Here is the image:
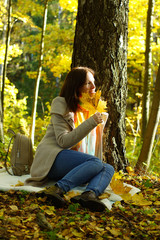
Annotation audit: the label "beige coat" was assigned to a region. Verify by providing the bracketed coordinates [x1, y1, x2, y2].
[25, 96, 98, 186]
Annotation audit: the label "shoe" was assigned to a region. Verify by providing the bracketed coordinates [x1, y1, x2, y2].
[71, 191, 106, 212]
[37, 185, 66, 208]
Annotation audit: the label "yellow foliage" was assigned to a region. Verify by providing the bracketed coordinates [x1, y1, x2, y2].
[0, 44, 22, 64]
[110, 176, 132, 195]
[4, 79, 29, 136]
[50, 54, 71, 78]
[14, 0, 44, 17]
[128, 0, 160, 72]
[59, 0, 78, 13]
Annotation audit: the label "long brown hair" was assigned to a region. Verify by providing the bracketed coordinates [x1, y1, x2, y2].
[60, 67, 95, 112]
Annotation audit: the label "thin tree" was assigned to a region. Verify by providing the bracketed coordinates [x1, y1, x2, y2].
[30, 0, 49, 145]
[141, 0, 155, 138]
[0, 0, 12, 143]
[0, 0, 8, 85]
[136, 63, 160, 171]
[72, 0, 129, 170]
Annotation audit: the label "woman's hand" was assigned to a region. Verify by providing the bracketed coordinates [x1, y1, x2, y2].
[92, 112, 103, 124]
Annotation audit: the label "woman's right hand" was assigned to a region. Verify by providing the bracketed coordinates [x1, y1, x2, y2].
[92, 112, 103, 124]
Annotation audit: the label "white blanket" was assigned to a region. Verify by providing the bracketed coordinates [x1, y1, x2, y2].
[0, 168, 140, 210]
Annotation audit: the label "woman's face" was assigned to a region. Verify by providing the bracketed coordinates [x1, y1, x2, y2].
[79, 71, 96, 97]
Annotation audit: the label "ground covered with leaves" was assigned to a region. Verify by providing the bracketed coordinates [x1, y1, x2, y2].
[0, 173, 160, 240]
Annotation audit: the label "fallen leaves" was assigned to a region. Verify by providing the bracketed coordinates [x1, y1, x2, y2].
[110, 175, 132, 195]
[7, 216, 21, 226]
[0, 173, 159, 239]
[109, 227, 121, 237]
[122, 192, 152, 206]
[36, 212, 53, 231]
[64, 190, 80, 201]
[154, 201, 160, 206]
[9, 205, 19, 212]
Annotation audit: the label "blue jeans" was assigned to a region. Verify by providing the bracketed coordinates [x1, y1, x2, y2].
[48, 149, 114, 196]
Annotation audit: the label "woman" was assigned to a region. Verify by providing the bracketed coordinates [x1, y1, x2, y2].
[25, 67, 114, 212]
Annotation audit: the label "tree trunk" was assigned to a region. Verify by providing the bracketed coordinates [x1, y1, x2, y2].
[30, 0, 48, 145]
[72, 0, 129, 171]
[0, 0, 12, 143]
[136, 63, 160, 171]
[0, 0, 8, 83]
[141, 0, 155, 138]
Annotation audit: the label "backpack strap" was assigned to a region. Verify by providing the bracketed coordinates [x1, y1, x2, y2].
[4, 129, 16, 175]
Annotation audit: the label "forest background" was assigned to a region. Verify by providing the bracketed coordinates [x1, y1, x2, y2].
[0, 0, 160, 176]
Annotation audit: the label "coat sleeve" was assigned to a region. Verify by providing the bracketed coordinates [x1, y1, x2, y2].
[51, 113, 98, 149]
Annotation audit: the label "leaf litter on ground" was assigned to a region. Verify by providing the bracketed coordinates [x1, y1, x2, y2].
[0, 169, 159, 240]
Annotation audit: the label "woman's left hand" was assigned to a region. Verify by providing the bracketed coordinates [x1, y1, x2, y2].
[92, 112, 103, 124]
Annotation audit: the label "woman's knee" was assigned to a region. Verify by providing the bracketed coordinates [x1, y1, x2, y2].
[104, 163, 115, 176]
[87, 156, 103, 170]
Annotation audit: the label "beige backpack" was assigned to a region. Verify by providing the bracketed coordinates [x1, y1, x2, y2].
[5, 129, 33, 176]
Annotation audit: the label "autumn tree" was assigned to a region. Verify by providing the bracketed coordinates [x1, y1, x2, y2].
[136, 63, 160, 171]
[72, 0, 129, 171]
[0, 0, 12, 143]
[30, 0, 49, 145]
[5, 0, 76, 118]
[0, 0, 7, 143]
[141, 0, 155, 138]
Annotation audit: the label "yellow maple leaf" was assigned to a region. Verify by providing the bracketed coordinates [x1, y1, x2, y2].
[110, 179, 132, 195]
[97, 99, 107, 113]
[110, 173, 132, 195]
[92, 89, 101, 107]
[121, 193, 133, 201]
[79, 90, 107, 115]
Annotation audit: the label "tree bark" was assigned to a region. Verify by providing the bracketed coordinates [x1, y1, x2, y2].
[0, 0, 12, 143]
[141, 0, 155, 138]
[136, 63, 160, 171]
[72, 0, 129, 170]
[30, 0, 49, 145]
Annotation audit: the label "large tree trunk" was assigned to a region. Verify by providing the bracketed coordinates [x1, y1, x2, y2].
[136, 63, 160, 171]
[30, 0, 48, 145]
[72, 0, 129, 171]
[0, 0, 12, 143]
[141, 0, 155, 138]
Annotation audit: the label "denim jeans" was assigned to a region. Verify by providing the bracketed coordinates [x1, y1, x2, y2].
[48, 149, 114, 196]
